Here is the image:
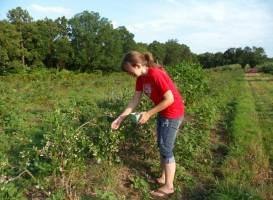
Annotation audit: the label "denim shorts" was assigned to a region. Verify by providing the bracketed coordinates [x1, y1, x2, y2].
[156, 114, 184, 163]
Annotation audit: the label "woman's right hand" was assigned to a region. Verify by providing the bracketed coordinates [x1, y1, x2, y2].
[111, 116, 123, 130]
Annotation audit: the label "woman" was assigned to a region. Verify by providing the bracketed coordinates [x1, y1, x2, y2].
[111, 51, 185, 198]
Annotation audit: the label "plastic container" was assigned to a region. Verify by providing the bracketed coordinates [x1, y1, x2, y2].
[130, 112, 141, 124]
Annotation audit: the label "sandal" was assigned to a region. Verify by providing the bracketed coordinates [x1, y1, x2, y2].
[151, 188, 174, 198]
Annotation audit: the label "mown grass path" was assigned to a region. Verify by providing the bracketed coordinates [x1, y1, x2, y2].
[200, 72, 273, 200]
[246, 73, 273, 197]
[246, 73, 273, 165]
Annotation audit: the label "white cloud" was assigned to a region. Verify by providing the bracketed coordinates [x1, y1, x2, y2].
[125, 0, 273, 55]
[127, 19, 177, 33]
[30, 4, 72, 16]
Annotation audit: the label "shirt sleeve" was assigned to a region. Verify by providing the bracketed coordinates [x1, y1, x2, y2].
[135, 77, 143, 91]
[152, 69, 170, 96]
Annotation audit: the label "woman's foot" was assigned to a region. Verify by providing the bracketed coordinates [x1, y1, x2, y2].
[151, 185, 174, 198]
[155, 177, 165, 185]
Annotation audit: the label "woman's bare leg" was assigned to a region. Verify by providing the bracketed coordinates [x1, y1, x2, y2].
[156, 157, 165, 184]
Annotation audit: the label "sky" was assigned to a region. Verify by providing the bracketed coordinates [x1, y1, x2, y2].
[1, 0, 273, 57]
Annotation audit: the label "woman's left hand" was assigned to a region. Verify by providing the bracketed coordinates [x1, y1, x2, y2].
[139, 111, 151, 124]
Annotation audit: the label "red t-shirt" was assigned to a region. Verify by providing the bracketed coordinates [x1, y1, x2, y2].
[135, 67, 184, 118]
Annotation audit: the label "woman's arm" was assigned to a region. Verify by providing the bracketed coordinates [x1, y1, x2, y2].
[148, 90, 174, 116]
[139, 90, 174, 124]
[111, 91, 142, 130]
[118, 91, 142, 120]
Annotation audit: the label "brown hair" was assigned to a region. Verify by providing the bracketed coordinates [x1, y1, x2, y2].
[121, 51, 162, 71]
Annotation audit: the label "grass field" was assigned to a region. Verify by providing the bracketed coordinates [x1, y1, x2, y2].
[0, 68, 272, 199]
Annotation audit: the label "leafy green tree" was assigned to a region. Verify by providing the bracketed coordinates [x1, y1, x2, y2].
[0, 20, 21, 73]
[53, 17, 73, 70]
[53, 38, 73, 70]
[33, 18, 58, 68]
[115, 26, 136, 53]
[69, 11, 103, 71]
[69, 11, 127, 72]
[0, 49, 9, 74]
[7, 7, 32, 24]
[91, 18, 123, 72]
[252, 47, 267, 67]
[21, 22, 43, 67]
[241, 46, 252, 67]
[164, 39, 192, 66]
[197, 52, 215, 68]
[148, 41, 166, 65]
[214, 52, 224, 67]
[135, 42, 149, 53]
[224, 48, 237, 64]
[7, 7, 32, 66]
[235, 48, 244, 67]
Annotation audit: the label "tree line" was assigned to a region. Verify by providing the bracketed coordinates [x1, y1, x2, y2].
[0, 7, 270, 74]
[197, 47, 268, 68]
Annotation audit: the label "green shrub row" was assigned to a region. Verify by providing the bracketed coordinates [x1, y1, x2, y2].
[256, 62, 273, 74]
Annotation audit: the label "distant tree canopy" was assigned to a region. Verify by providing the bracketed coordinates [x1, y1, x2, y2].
[0, 7, 270, 74]
[197, 47, 268, 68]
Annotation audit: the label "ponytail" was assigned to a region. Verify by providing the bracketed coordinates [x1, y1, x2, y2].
[121, 51, 163, 71]
[144, 52, 155, 67]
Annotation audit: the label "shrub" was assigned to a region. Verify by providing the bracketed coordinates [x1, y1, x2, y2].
[256, 62, 273, 74]
[6, 61, 29, 74]
[166, 61, 209, 105]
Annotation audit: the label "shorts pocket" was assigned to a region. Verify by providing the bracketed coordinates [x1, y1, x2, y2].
[169, 118, 183, 130]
